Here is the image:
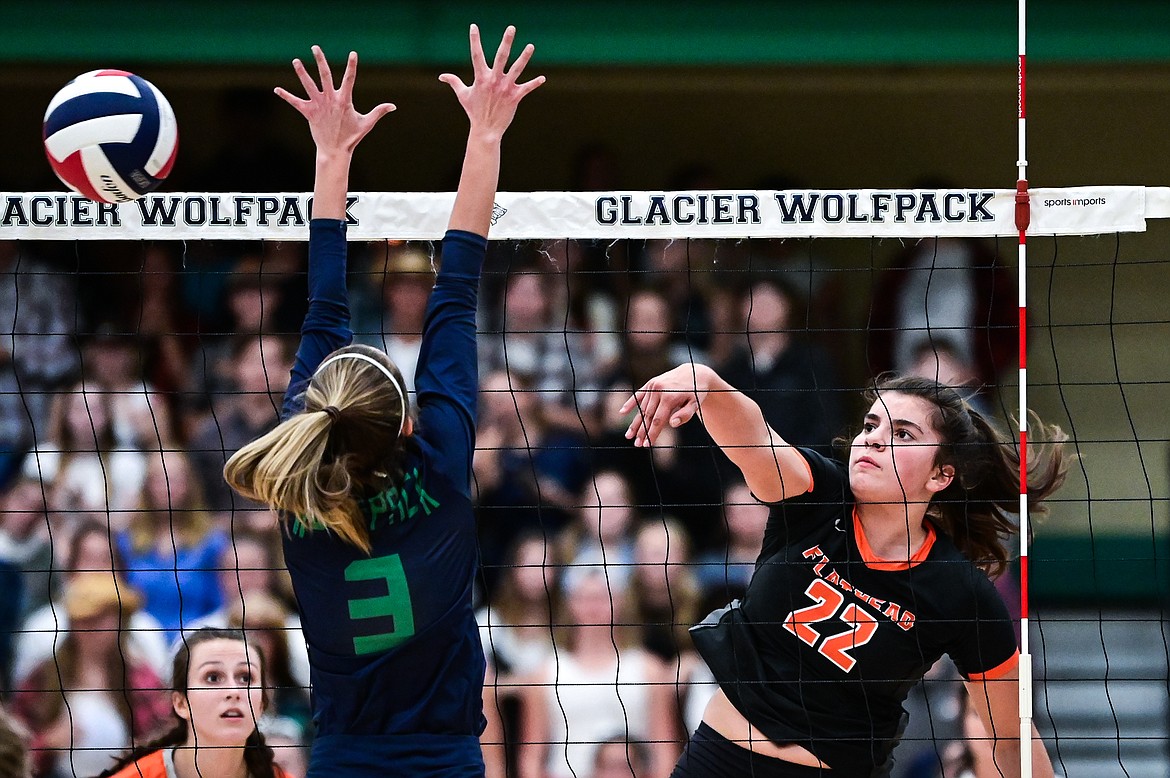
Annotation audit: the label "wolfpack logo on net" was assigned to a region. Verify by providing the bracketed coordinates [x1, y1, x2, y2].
[593, 190, 996, 227]
[773, 191, 995, 224]
[135, 195, 358, 226]
[0, 194, 360, 228]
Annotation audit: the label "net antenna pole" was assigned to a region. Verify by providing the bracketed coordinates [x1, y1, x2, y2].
[1015, 0, 1034, 776]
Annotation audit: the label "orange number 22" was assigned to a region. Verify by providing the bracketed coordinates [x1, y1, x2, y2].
[782, 578, 878, 672]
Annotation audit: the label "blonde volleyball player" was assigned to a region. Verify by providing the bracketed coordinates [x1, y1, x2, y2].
[225, 26, 542, 776]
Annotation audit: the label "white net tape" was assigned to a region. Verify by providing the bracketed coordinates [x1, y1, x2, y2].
[1, 185, 1165, 240]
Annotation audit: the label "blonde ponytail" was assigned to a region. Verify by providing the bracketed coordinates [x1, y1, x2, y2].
[224, 345, 410, 554]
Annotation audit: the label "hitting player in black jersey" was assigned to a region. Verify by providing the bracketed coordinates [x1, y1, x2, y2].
[623, 364, 1067, 778]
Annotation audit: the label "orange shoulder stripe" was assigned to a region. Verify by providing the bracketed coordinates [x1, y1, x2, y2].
[965, 649, 1020, 682]
[796, 449, 814, 494]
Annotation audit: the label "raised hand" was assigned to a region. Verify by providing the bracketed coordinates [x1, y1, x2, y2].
[275, 46, 396, 156]
[439, 24, 544, 140]
[620, 363, 713, 448]
[442, 24, 544, 235]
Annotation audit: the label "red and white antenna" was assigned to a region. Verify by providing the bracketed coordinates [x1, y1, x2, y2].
[1015, 0, 1034, 775]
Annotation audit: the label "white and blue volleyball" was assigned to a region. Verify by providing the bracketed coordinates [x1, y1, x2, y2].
[43, 70, 178, 203]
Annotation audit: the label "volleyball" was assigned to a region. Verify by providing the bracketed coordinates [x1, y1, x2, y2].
[42, 69, 178, 203]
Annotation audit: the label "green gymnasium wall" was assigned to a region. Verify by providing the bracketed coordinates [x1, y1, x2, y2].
[4, 1, 1170, 67]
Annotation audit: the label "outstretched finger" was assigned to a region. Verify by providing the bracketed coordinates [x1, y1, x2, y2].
[438, 73, 468, 94]
[339, 51, 358, 101]
[468, 24, 488, 76]
[506, 42, 535, 81]
[362, 102, 397, 120]
[516, 74, 546, 99]
[361, 102, 397, 126]
[671, 398, 699, 428]
[291, 58, 318, 98]
[313, 45, 335, 91]
[623, 389, 650, 440]
[273, 86, 309, 114]
[622, 377, 657, 424]
[634, 391, 665, 447]
[625, 413, 645, 445]
[493, 25, 516, 72]
[353, 102, 397, 143]
[618, 393, 637, 416]
[645, 399, 680, 446]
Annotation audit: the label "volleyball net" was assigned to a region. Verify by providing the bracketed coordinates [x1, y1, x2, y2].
[0, 186, 1167, 777]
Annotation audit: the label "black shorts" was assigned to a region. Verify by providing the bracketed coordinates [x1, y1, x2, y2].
[670, 723, 832, 778]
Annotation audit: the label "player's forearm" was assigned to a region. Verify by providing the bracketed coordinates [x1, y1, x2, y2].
[990, 738, 1055, 778]
[697, 365, 808, 500]
[516, 680, 549, 778]
[481, 683, 508, 778]
[311, 149, 353, 220]
[647, 671, 682, 777]
[305, 220, 351, 317]
[447, 130, 502, 237]
[1028, 732, 1056, 778]
[697, 366, 771, 452]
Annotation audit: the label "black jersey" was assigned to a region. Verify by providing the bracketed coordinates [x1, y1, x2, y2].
[691, 447, 1018, 776]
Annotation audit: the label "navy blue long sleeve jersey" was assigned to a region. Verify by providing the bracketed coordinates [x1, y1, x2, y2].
[280, 219, 488, 776]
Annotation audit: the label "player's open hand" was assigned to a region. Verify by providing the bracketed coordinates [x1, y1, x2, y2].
[620, 363, 713, 448]
[275, 46, 395, 155]
[440, 24, 544, 140]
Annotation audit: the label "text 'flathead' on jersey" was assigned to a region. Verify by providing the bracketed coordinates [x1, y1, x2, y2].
[802, 545, 917, 631]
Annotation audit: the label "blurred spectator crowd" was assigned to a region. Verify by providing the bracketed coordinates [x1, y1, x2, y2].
[0, 215, 1016, 777]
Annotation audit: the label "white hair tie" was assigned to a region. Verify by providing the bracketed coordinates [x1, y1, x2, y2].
[313, 352, 407, 436]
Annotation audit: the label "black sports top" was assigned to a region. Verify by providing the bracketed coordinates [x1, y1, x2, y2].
[691, 447, 1018, 776]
